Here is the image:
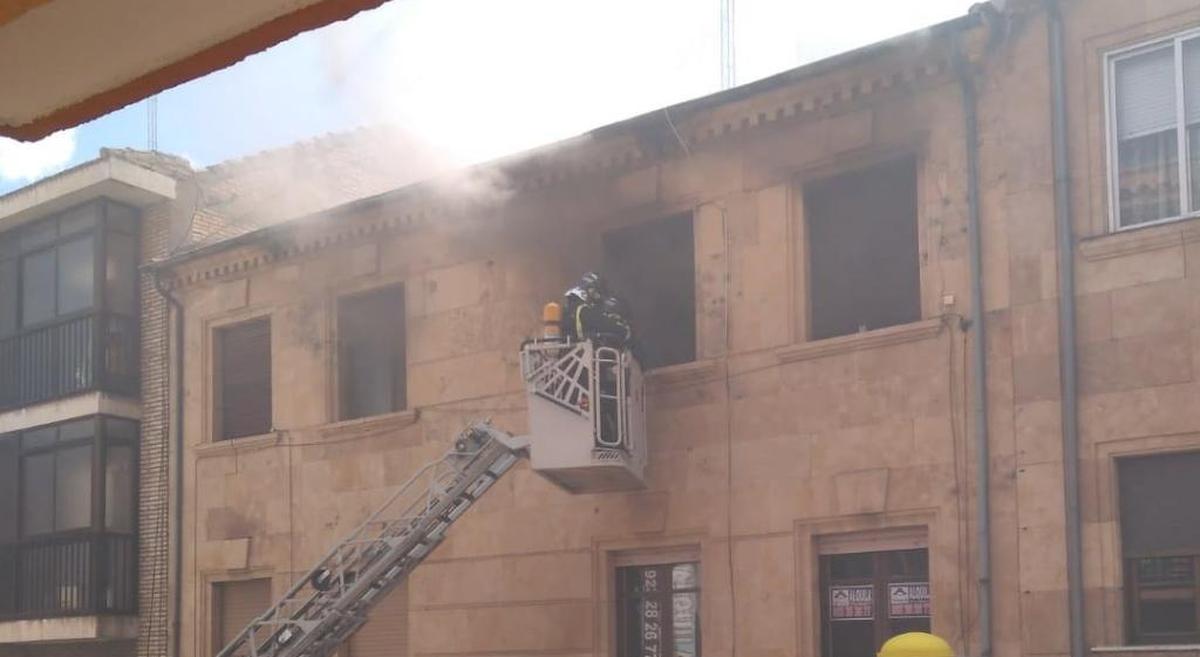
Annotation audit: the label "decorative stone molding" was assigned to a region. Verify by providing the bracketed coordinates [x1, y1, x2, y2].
[163, 46, 958, 294]
[316, 409, 420, 441]
[688, 59, 952, 148]
[170, 216, 409, 290]
[1079, 217, 1200, 261]
[194, 432, 280, 459]
[645, 359, 726, 390]
[775, 317, 945, 363]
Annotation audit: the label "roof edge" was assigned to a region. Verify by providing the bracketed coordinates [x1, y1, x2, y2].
[150, 6, 990, 272]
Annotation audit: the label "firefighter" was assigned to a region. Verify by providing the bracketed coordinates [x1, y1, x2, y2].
[561, 272, 633, 349]
[561, 271, 606, 342]
[595, 295, 634, 349]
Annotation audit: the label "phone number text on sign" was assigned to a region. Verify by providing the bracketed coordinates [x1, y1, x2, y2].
[830, 585, 874, 621]
[641, 569, 662, 657]
[889, 582, 931, 618]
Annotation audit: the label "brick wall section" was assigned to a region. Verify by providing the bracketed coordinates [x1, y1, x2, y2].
[137, 201, 173, 657]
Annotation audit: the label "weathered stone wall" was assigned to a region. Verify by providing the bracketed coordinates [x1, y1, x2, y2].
[166, 2, 1200, 657]
[172, 42, 978, 657]
[1059, 0, 1200, 652]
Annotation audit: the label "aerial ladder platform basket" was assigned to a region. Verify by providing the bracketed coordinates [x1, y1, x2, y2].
[216, 338, 646, 657]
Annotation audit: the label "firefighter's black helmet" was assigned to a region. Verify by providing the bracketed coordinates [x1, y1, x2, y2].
[567, 271, 608, 302]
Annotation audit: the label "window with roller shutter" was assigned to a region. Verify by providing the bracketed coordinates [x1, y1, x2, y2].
[1106, 30, 1200, 229]
[1118, 451, 1200, 644]
[212, 578, 273, 657]
[337, 284, 406, 421]
[214, 318, 272, 441]
[347, 582, 408, 657]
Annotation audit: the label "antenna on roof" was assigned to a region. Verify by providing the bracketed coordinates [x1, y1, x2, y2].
[146, 95, 158, 152]
[720, 0, 736, 89]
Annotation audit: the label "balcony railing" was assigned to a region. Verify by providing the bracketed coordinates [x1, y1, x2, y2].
[0, 312, 138, 410]
[0, 533, 137, 620]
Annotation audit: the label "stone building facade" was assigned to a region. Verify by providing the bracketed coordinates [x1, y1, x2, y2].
[0, 126, 443, 657]
[152, 2, 1200, 657]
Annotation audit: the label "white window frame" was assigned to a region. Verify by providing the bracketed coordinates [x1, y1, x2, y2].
[1105, 27, 1200, 232]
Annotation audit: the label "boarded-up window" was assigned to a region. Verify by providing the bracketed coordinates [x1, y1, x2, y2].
[348, 582, 408, 657]
[213, 578, 272, 657]
[338, 285, 406, 421]
[805, 157, 920, 341]
[215, 318, 272, 441]
[603, 213, 696, 370]
[1119, 452, 1200, 644]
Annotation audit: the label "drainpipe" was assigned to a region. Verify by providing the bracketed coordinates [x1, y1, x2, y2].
[152, 269, 185, 657]
[954, 23, 992, 657]
[1047, 3, 1085, 657]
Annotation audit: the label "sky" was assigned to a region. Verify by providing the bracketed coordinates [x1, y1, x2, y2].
[0, 0, 976, 196]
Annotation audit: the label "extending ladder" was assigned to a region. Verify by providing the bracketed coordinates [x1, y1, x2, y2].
[216, 422, 529, 657]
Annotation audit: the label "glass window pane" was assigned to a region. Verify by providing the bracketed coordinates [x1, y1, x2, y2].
[0, 258, 16, 338]
[672, 563, 698, 590]
[1141, 599, 1197, 635]
[0, 231, 17, 258]
[672, 591, 700, 657]
[616, 563, 702, 657]
[830, 553, 875, 580]
[58, 203, 98, 236]
[55, 445, 92, 531]
[104, 417, 138, 443]
[0, 436, 17, 543]
[21, 249, 56, 326]
[1119, 452, 1200, 556]
[1118, 130, 1181, 227]
[1182, 39, 1200, 126]
[105, 202, 139, 234]
[105, 231, 137, 315]
[1115, 46, 1182, 227]
[58, 419, 94, 443]
[1185, 39, 1200, 210]
[57, 236, 95, 315]
[20, 219, 56, 250]
[105, 445, 134, 532]
[21, 452, 54, 536]
[21, 426, 57, 450]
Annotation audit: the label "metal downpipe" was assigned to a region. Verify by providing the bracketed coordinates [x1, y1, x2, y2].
[955, 32, 992, 657]
[152, 270, 185, 657]
[1047, 3, 1085, 657]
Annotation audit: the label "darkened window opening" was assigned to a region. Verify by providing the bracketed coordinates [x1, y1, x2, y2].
[616, 561, 700, 657]
[1119, 451, 1200, 644]
[603, 213, 696, 369]
[338, 284, 407, 421]
[215, 318, 272, 441]
[0, 416, 139, 619]
[805, 157, 921, 341]
[820, 548, 930, 657]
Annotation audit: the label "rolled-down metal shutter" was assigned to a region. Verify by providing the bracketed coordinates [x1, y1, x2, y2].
[217, 318, 272, 440]
[348, 582, 408, 657]
[214, 578, 272, 656]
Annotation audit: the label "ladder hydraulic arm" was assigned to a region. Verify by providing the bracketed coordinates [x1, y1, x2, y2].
[215, 422, 529, 657]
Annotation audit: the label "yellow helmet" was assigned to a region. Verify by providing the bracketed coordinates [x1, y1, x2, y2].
[877, 632, 954, 657]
